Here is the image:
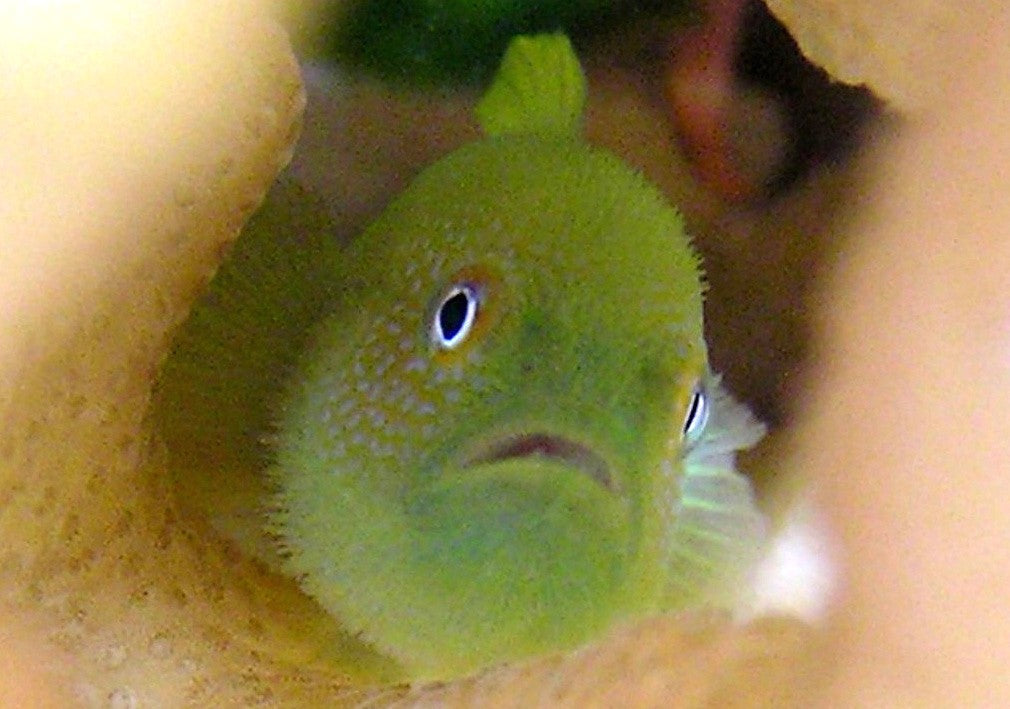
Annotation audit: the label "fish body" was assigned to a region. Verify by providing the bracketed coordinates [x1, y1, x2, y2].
[157, 35, 765, 681]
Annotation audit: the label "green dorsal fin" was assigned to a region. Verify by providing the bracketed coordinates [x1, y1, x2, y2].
[475, 34, 587, 137]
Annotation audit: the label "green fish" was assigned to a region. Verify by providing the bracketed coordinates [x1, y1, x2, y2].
[156, 34, 765, 682]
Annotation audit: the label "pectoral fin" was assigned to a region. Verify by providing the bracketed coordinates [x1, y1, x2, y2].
[666, 378, 768, 607]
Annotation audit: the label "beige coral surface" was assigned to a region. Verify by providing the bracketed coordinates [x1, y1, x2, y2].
[0, 3, 325, 704]
[763, 0, 1001, 112]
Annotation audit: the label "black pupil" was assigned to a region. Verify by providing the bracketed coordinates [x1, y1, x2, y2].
[684, 392, 701, 433]
[439, 290, 471, 341]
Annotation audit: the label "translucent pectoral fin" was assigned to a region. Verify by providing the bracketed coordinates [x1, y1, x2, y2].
[666, 378, 768, 608]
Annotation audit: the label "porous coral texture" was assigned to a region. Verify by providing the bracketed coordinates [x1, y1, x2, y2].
[0, 2, 324, 704]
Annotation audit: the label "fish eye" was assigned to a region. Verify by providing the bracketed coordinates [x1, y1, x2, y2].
[682, 384, 709, 445]
[432, 284, 480, 350]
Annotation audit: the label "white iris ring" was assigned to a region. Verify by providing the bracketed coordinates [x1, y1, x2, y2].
[432, 284, 480, 350]
[682, 383, 709, 445]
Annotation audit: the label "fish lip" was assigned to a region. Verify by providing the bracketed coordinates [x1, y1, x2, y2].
[462, 433, 616, 493]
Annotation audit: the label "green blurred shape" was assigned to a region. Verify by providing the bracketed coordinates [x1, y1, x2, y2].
[328, 0, 691, 85]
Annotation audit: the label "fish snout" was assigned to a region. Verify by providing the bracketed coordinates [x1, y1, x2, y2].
[463, 433, 616, 493]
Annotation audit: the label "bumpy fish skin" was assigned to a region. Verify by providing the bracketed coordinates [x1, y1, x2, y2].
[157, 34, 765, 682]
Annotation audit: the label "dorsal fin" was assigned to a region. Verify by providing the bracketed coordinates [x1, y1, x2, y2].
[475, 33, 587, 138]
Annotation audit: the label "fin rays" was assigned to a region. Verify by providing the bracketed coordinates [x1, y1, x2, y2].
[667, 379, 768, 608]
[475, 34, 587, 137]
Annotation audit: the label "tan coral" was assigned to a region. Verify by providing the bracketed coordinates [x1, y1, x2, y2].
[0, 2, 324, 704]
[763, 0, 1001, 111]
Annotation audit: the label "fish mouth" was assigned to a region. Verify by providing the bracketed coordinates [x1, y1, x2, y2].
[463, 433, 616, 493]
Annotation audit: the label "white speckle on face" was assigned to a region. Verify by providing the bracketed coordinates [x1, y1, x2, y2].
[326, 440, 347, 459]
[336, 398, 355, 418]
[355, 380, 372, 395]
[417, 401, 436, 417]
[384, 383, 404, 405]
[430, 257, 446, 280]
[378, 353, 397, 375]
[399, 393, 419, 415]
[660, 459, 674, 480]
[404, 357, 428, 374]
[325, 380, 347, 402]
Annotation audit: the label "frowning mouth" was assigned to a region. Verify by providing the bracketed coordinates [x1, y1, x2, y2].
[463, 433, 615, 492]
